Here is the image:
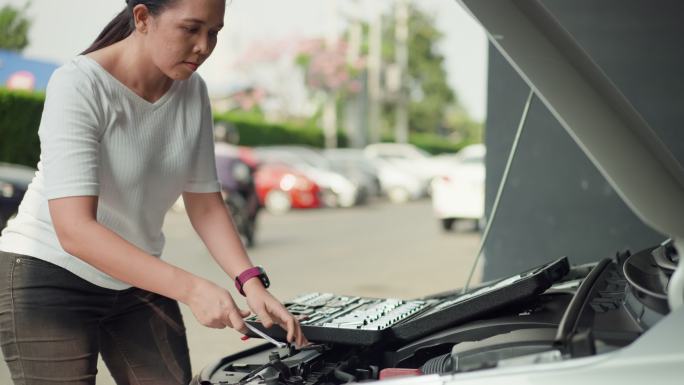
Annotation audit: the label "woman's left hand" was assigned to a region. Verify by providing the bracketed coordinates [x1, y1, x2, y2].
[243, 280, 308, 347]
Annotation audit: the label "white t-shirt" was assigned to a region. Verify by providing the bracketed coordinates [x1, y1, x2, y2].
[0, 55, 220, 290]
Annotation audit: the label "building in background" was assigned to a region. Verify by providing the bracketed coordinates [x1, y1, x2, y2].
[0, 50, 58, 91]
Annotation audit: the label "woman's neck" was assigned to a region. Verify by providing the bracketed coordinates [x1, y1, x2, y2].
[86, 36, 174, 103]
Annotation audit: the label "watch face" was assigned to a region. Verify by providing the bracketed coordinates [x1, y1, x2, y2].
[259, 273, 270, 288]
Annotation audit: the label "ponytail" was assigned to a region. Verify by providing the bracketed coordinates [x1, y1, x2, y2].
[81, 1, 181, 55]
[81, 7, 133, 55]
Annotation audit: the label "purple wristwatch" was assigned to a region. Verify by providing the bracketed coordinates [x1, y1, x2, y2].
[235, 266, 270, 296]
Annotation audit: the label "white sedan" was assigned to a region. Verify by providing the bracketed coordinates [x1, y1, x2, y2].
[430, 144, 485, 231]
[364, 143, 455, 194]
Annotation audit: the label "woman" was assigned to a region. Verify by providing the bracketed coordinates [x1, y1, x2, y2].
[0, 0, 306, 384]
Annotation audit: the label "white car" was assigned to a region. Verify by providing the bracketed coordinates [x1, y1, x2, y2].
[364, 143, 455, 193]
[371, 157, 427, 203]
[431, 144, 485, 230]
[322, 148, 383, 200]
[321, 147, 426, 203]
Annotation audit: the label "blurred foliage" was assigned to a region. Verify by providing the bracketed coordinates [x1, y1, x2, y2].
[215, 111, 348, 148]
[353, 4, 482, 143]
[0, 2, 31, 52]
[445, 103, 483, 144]
[217, 110, 464, 154]
[409, 132, 472, 154]
[0, 91, 462, 170]
[380, 132, 471, 155]
[294, 39, 364, 96]
[0, 87, 43, 167]
[392, 4, 455, 135]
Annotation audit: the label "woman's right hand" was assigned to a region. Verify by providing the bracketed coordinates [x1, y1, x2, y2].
[184, 278, 250, 332]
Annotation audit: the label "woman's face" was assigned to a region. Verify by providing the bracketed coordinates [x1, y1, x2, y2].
[144, 0, 225, 80]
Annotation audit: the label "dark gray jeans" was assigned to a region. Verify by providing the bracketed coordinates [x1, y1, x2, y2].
[0, 252, 192, 385]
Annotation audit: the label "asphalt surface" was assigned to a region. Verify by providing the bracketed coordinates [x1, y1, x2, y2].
[0, 198, 482, 384]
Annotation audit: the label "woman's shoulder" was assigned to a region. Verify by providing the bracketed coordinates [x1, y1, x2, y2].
[42, 56, 111, 121]
[47, 56, 100, 93]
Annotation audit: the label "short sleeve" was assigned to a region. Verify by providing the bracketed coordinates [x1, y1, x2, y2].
[183, 78, 220, 193]
[39, 66, 104, 200]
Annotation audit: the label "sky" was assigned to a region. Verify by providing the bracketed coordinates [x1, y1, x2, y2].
[3, 0, 488, 121]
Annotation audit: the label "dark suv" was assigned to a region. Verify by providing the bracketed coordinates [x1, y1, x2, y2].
[0, 163, 35, 230]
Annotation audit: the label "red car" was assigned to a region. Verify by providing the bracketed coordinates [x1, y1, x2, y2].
[237, 146, 259, 169]
[254, 163, 321, 214]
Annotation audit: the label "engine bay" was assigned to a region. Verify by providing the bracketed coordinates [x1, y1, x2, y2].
[192, 241, 677, 385]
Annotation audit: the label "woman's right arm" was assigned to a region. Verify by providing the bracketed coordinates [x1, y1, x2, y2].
[38, 66, 249, 332]
[49, 195, 250, 331]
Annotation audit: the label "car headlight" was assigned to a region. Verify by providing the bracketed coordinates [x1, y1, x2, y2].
[1, 183, 14, 198]
[332, 181, 357, 195]
[280, 174, 297, 191]
[232, 162, 251, 184]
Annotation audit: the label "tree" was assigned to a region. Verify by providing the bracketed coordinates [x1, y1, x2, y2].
[295, 38, 365, 147]
[368, 4, 480, 141]
[294, 2, 483, 146]
[0, 3, 31, 52]
[383, 4, 454, 135]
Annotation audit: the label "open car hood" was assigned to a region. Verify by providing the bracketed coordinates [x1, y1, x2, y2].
[455, 0, 684, 309]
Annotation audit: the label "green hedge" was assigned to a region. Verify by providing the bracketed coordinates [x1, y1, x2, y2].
[220, 111, 470, 154]
[215, 111, 348, 148]
[0, 90, 469, 167]
[0, 88, 44, 168]
[407, 132, 473, 155]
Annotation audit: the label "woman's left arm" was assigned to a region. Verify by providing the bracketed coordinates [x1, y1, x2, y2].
[183, 191, 307, 346]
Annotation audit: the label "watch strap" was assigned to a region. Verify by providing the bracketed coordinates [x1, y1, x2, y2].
[235, 266, 267, 296]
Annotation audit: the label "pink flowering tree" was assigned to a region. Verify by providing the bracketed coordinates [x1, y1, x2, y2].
[295, 38, 365, 97]
[295, 38, 367, 147]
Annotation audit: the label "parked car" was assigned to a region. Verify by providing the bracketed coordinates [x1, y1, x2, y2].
[254, 146, 360, 208]
[254, 163, 322, 214]
[364, 143, 454, 194]
[173, 144, 260, 247]
[237, 146, 259, 169]
[0, 163, 35, 230]
[430, 144, 486, 231]
[322, 148, 382, 198]
[321, 148, 425, 203]
[214, 142, 260, 247]
[193, 240, 681, 385]
[371, 156, 427, 203]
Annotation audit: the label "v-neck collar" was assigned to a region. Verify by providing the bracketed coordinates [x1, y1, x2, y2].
[79, 55, 177, 109]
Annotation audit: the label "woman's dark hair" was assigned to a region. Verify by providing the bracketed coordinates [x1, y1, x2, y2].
[81, 0, 178, 55]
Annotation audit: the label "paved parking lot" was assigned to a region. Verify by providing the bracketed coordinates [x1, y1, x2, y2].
[0, 198, 482, 384]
